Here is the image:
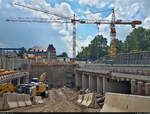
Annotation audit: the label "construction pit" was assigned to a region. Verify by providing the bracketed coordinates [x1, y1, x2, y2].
[1, 64, 150, 112]
[6, 87, 100, 112]
[0, 87, 149, 112]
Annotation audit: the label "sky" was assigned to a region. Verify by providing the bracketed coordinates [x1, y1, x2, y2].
[0, 0, 150, 57]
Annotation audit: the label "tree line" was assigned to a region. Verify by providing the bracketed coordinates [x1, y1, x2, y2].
[77, 27, 150, 58]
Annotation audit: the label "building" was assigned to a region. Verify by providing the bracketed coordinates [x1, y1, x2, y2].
[57, 57, 70, 62]
[28, 44, 56, 62]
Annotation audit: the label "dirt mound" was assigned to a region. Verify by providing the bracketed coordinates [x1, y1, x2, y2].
[8, 88, 100, 112]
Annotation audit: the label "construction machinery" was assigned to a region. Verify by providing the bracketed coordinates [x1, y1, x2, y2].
[0, 83, 16, 94]
[0, 71, 48, 98]
[31, 72, 48, 97]
[16, 72, 48, 98]
[0, 69, 16, 94]
[6, 3, 142, 59]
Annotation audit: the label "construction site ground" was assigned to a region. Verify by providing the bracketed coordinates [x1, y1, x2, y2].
[8, 87, 100, 112]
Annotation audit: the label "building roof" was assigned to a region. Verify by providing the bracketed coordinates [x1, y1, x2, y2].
[30, 46, 47, 52]
[47, 44, 56, 51]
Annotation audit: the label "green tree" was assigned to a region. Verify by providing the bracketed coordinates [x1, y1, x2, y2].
[61, 52, 68, 57]
[28, 48, 32, 52]
[116, 39, 125, 54]
[57, 52, 68, 57]
[18, 47, 27, 58]
[124, 27, 150, 53]
[77, 35, 108, 58]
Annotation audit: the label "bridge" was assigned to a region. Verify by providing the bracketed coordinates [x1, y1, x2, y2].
[75, 64, 150, 96]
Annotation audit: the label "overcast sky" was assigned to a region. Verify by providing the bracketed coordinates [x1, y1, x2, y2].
[0, 0, 149, 57]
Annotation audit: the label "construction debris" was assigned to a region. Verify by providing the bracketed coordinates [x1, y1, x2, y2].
[32, 96, 44, 105]
[8, 88, 100, 112]
[77, 92, 105, 109]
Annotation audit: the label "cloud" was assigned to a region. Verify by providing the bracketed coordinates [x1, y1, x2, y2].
[11, 0, 75, 57]
[84, 10, 101, 19]
[143, 17, 150, 29]
[78, 0, 108, 8]
[1, 0, 150, 57]
[77, 35, 93, 52]
[78, 0, 99, 7]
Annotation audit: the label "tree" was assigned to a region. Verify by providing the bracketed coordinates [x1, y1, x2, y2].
[57, 52, 68, 57]
[124, 27, 150, 53]
[18, 47, 27, 58]
[116, 39, 125, 54]
[77, 35, 109, 58]
[61, 52, 68, 57]
[28, 48, 32, 52]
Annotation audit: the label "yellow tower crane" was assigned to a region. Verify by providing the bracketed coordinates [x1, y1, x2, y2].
[6, 3, 142, 59]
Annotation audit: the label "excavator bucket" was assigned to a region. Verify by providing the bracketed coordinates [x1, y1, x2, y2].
[39, 72, 47, 82]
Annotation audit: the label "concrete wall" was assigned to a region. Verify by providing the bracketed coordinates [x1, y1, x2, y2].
[102, 92, 150, 112]
[103, 78, 131, 94]
[29, 64, 77, 88]
[0, 57, 30, 71]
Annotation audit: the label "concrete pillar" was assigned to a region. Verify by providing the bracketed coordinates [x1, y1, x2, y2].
[75, 72, 82, 89]
[145, 83, 150, 96]
[137, 81, 143, 95]
[103, 77, 105, 94]
[17, 78, 20, 85]
[89, 75, 97, 91]
[82, 73, 88, 89]
[131, 80, 137, 94]
[97, 76, 103, 93]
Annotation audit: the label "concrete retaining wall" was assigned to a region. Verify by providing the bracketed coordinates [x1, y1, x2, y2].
[0, 57, 30, 71]
[101, 92, 150, 112]
[29, 64, 77, 88]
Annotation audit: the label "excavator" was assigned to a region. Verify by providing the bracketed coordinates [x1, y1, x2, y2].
[15, 72, 48, 98]
[0, 69, 17, 94]
[0, 83, 16, 94]
[0, 71, 48, 98]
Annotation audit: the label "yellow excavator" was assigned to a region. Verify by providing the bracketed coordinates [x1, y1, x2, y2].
[15, 72, 48, 98]
[30, 72, 48, 97]
[0, 69, 17, 94]
[0, 83, 16, 94]
[0, 71, 48, 98]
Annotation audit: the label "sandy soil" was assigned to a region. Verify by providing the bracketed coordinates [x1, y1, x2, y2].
[8, 87, 100, 112]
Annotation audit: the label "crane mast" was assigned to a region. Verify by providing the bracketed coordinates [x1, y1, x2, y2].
[72, 14, 76, 58]
[6, 3, 142, 59]
[110, 8, 117, 59]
